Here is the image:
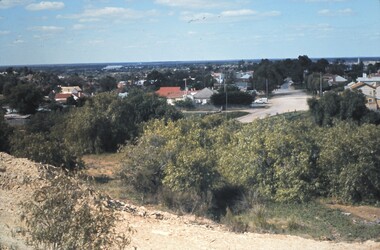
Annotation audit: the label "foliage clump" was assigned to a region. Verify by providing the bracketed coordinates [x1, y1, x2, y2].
[120, 113, 380, 212]
[308, 90, 380, 126]
[21, 171, 131, 250]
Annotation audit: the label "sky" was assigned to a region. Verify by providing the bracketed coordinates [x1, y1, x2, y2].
[0, 0, 379, 66]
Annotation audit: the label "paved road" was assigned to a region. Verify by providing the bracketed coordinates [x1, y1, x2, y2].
[236, 85, 311, 123]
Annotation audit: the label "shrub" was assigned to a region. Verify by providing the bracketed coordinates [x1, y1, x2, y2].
[10, 131, 83, 171]
[221, 207, 248, 233]
[21, 171, 132, 249]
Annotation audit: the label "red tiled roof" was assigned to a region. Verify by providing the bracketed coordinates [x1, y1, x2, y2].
[350, 82, 375, 90]
[55, 93, 72, 99]
[155, 87, 183, 98]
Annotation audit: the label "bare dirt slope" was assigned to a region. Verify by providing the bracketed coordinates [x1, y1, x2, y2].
[1, 152, 380, 249]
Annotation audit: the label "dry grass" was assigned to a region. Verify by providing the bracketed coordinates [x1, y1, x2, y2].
[326, 204, 380, 222]
[82, 153, 124, 178]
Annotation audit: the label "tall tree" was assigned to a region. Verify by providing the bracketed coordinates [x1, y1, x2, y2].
[6, 83, 44, 114]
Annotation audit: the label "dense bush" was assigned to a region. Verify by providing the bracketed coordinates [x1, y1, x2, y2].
[0, 110, 13, 152]
[10, 131, 83, 171]
[63, 90, 182, 154]
[121, 114, 380, 209]
[318, 122, 380, 202]
[308, 89, 378, 126]
[211, 91, 253, 106]
[120, 115, 233, 213]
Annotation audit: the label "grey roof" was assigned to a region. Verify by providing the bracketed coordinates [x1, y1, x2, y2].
[193, 88, 217, 99]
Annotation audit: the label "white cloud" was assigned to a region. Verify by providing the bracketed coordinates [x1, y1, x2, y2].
[26, 1, 64, 11]
[318, 9, 331, 15]
[260, 11, 281, 17]
[220, 9, 256, 17]
[338, 8, 353, 15]
[0, 30, 10, 35]
[79, 18, 101, 22]
[155, 0, 235, 9]
[88, 40, 104, 45]
[187, 31, 197, 36]
[295, 23, 333, 32]
[29, 26, 65, 32]
[181, 12, 215, 23]
[73, 24, 86, 30]
[58, 7, 157, 21]
[0, 0, 32, 9]
[305, 0, 346, 2]
[318, 8, 353, 16]
[182, 9, 280, 23]
[13, 39, 25, 44]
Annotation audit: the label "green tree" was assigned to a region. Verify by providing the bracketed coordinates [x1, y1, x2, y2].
[62, 90, 182, 154]
[218, 118, 320, 202]
[0, 109, 13, 152]
[6, 83, 44, 114]
[62, 93, 136, 154]
[146, 70, 167, 87]
[318, 123, 380, 202]
[339, 90, 368, 122]
[211, 91, 253, 106]
[252, 59, 283, 92]
[10, 131, 83, 170]
[308, 89, 370, 126]
[99, 75, 117, 92]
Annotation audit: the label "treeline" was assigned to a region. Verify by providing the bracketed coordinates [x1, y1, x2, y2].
[119, 112, 380, 216]
[308, 90, 380, 126]
[0, 89, 182, 169]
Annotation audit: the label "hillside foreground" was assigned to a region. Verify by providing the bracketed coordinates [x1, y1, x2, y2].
[1, 152, 380, 249]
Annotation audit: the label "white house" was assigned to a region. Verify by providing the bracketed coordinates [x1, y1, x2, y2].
[193, 88, 217, 105]
[347, 82, 379, 110]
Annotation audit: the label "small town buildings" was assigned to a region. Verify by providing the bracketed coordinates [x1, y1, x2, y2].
[346, 81, 380, 111]
[55, 85, 85, 104]
[193, 88, 217, 104]
[155, 87, 186, 105]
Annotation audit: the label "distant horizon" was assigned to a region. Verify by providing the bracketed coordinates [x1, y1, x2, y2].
[1, 1, 379, 66]
[1, 56, 380, 68]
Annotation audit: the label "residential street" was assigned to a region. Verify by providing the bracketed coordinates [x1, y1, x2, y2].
[236, 84, 311, 123]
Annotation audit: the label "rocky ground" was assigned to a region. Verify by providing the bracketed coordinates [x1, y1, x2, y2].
[1, 152, 380, 249]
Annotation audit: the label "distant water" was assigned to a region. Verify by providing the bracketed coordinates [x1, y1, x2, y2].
[1, 57, 379, 72]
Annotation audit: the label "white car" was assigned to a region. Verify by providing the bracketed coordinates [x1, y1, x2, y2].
[254, 98, 268, 104]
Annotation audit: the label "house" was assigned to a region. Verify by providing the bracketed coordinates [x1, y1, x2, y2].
[211, 72, 225, 84]
[60, 86, 82, 94]
[347, 82, 379, 111]
[55, 85, 85, 104]
[357, 73, 380, 84]
[235, 71, 253, 81]
[156, 87, 186, 105]
[327, 75, 347, 86]
[193, 88, 217, 105]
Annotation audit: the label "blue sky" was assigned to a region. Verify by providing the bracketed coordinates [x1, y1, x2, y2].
[0, 0, 379, 66]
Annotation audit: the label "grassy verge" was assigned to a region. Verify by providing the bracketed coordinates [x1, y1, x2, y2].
[223, 201, 380, 242]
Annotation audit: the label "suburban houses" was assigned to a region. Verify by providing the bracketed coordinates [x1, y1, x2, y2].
[346, 73, 380, 110]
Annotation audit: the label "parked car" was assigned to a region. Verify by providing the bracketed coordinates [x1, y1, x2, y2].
[254, 98, 268, 104]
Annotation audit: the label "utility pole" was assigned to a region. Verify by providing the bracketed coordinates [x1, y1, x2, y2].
[266, 78, 268, 99]
[224, 72, 228, 119]
[320, 72, 323, 97]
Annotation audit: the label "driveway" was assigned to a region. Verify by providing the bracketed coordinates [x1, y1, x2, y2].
[236, 85, 311, 123]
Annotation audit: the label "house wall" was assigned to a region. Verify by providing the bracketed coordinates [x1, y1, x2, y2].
[358, 85, 376, 97]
